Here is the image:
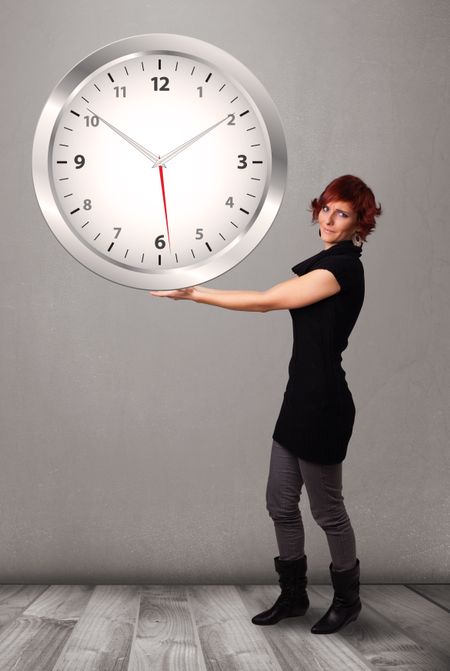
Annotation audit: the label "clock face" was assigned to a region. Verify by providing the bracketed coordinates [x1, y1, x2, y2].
[32, 34, 287, 289]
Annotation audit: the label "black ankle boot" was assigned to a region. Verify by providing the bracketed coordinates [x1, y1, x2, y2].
[252, 554, 310, 625]
[310, 558, 362, 634]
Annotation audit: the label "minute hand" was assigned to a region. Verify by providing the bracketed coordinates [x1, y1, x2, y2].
[152, 115, 230, 168]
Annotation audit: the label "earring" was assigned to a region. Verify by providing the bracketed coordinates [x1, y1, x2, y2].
[352, 231, 362, 247]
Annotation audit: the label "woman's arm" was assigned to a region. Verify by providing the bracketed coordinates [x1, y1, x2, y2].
[149, 285, 266, 312]
[148, 269, 340, 312]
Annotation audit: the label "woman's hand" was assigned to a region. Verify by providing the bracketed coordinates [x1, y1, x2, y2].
[148, 286, 197, 301]
[148, 285, 267, 311]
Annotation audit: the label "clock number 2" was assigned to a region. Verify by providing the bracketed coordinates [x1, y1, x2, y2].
[150, 77, 170, 92]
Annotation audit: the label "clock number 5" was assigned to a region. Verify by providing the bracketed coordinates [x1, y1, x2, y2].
[237, 155, 247, 169]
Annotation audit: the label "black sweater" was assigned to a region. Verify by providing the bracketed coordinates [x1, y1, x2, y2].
[272, 239, 365, 464]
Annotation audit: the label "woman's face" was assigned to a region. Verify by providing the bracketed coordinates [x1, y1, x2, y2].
[317, 200, 359, 246]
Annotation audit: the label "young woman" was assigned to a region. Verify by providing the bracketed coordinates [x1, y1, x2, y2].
[149, 174, 382, 636]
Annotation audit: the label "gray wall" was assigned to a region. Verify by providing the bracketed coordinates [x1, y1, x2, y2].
[1, 0, 449, 583]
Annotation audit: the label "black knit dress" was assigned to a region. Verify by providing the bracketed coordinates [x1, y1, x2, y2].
[272, 239, 364, 464]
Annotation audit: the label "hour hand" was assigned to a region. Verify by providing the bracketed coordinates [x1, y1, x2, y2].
[86, 108, 166, 167]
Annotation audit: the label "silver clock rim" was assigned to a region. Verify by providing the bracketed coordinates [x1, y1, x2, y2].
[32, 33, 287, 290]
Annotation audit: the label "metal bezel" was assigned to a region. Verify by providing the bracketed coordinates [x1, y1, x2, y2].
[32, 33, 287, 290]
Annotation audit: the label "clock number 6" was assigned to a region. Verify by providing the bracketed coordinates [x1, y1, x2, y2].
[155, 234, 166, 249]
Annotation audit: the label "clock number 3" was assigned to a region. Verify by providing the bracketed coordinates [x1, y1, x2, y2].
[237, 155, 247, 169]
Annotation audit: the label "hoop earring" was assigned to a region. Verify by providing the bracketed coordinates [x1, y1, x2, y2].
[352, 231, 362, 247]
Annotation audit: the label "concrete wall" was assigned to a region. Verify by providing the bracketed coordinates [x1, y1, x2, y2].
[1, 0, 449, 582]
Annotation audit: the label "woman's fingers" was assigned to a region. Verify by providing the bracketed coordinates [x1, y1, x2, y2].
[148, 287, 195, 300]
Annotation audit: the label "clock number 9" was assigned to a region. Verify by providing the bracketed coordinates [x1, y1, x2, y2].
[74, 155, 85, 169]
[150, 77, 170, 91]
[237, 155, 247, 169]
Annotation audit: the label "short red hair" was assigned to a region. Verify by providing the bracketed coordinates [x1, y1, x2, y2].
[309, 175, 382, 242]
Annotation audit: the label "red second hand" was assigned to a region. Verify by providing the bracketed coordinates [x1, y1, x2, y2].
[158, 157, 171, 252]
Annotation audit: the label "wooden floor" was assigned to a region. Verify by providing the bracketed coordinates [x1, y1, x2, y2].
[0, 583, 448, 670]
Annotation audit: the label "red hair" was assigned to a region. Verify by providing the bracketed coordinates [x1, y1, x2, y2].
[309, 175, 382, 242]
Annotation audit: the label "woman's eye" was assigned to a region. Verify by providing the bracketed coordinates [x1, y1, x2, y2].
[322, 206, 347, 218]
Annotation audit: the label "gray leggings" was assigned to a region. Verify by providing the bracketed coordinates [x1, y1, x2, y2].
[266, 439, 357, 571]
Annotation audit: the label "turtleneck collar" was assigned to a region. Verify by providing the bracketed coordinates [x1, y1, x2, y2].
[291, 239, 363, 276]
[319, 239, 363, 259]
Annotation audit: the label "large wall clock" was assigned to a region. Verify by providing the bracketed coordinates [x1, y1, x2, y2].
[32, 33, 287, 290]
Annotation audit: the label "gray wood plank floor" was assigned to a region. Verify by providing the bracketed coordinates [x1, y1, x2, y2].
[0, 583, 448, 670]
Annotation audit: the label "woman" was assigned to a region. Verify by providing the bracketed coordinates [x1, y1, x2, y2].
[149, 174, 382, 636]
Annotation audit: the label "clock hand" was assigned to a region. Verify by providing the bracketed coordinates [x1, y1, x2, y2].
[86, 108, 167, 167]
[157, 156, 171, 253]
[152, 115, 230, 168]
